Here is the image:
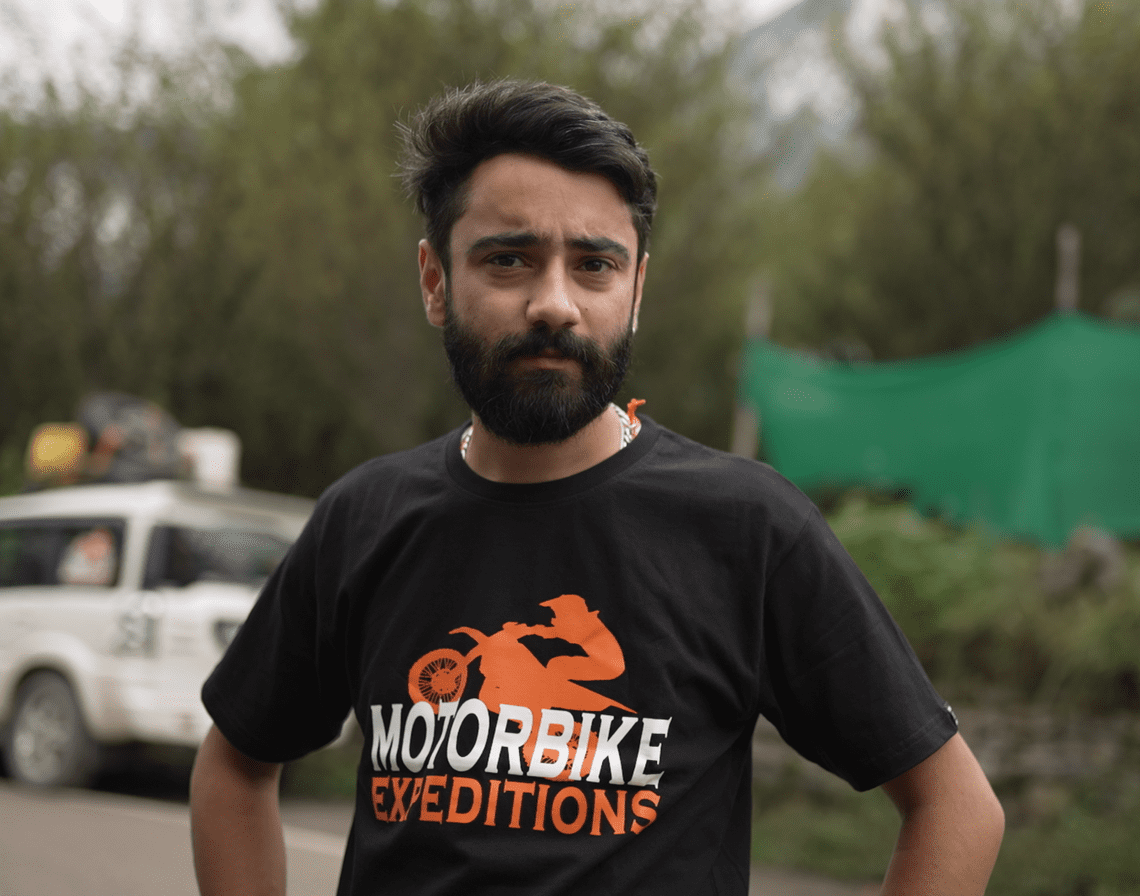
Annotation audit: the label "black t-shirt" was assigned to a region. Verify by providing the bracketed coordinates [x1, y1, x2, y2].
[203, 416, 957, 895]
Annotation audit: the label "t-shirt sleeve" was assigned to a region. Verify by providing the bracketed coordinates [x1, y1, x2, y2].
[759, 508, 958, 791]
[201, 498, 352, 763]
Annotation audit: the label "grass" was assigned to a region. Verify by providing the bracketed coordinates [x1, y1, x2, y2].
[752, 775, 1140, 896]
[989, 789, 1140, 895]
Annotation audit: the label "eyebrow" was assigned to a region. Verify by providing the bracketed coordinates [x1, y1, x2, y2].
[466, 231, 631, 263]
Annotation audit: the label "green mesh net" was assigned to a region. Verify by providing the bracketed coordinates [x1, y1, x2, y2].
[740, 313, 1140, 546]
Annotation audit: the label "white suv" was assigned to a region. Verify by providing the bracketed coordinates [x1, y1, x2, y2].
[0, 480, 313, 786]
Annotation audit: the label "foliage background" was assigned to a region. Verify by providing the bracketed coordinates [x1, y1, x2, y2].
[762, 0, 1140, 360]
[4, 0, 1139, 496]
[0, 0, 768, 497]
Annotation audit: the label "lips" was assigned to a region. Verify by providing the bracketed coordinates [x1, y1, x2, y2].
[509, 343, 576, 365]
[532, 348, 570, 361]
[516, 351, 575, 368]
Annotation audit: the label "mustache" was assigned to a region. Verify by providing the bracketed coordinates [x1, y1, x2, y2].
[494, 326, 605, 368]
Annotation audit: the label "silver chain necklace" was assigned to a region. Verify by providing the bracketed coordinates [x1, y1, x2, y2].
[459, 400, 643, 461]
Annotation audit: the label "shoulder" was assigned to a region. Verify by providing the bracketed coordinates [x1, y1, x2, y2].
[306, 428, 458, 535]
[628, 419, 820, 556]
[638, 420, 815, 517]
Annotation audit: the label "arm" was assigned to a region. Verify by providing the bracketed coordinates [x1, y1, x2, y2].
[880, 732, 1005, 895]
[190, 724, 287, 896]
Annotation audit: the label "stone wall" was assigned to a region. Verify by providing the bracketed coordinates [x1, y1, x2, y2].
[752, 705, 1140, 799]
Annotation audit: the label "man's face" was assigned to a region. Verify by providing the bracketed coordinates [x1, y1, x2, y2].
[419, 153, 647, 446]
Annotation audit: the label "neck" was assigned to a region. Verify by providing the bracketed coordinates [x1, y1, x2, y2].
[463, 406, 622, 484]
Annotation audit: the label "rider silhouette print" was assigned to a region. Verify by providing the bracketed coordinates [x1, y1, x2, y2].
[408, 595, 636, 782]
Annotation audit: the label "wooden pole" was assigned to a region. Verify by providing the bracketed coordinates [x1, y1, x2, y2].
[730, 278, 772, 458]
[1055, 223, 1081, 312]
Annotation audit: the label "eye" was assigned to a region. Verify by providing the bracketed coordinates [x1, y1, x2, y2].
[487, 253, 525, 268]
[580, 257, 615, 274]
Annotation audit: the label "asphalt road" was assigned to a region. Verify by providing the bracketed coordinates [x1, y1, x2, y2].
[0, 778, 872, 896]
[0, 780, 344, 896]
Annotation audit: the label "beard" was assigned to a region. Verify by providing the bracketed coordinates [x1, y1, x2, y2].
[442, 303, 634, 446]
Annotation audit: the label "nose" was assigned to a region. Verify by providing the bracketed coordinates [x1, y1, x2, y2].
[525, 265, 582, 330]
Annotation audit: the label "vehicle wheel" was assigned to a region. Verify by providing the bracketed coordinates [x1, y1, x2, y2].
[5, 671, 100, 787]
[407, 649, 468, 709]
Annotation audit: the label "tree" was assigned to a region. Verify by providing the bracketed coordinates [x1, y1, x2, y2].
[2, 0, 770, 495]
[0, 57, 223, 484]
[763, 0, 1140, 360]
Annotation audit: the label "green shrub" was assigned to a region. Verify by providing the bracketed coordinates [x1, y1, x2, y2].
[751, 781, 896, 883]
[827, 494, 1140, 711]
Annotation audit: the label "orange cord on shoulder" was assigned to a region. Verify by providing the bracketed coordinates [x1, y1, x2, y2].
[626, 398, 646, 427]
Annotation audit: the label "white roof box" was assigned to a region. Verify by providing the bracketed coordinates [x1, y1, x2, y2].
[178, 428, 241, 491]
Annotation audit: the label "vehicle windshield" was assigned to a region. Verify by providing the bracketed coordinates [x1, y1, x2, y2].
[144, 525, 291, 589]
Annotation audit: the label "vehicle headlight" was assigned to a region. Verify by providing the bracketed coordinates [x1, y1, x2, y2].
[213, 620, 242, 650]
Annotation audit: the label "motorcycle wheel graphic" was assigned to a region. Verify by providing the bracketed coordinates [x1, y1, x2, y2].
[408, 648, 468, 709]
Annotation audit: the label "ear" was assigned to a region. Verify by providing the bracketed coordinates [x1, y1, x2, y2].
[419, 239, 447, 328]
[631, 253, 648, 333]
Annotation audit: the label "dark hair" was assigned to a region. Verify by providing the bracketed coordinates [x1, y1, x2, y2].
[399, 80, 657, 271]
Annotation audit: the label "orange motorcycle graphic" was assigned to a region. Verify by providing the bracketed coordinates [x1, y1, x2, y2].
[408, 594, 634, 780]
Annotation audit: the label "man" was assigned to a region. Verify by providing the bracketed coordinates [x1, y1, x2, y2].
[190, 80, 1004, 895]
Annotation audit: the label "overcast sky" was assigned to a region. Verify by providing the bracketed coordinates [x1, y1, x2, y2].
[64, 0, 805, 30]
[0, 0, 855, 111]
[3, 0, 807, 66]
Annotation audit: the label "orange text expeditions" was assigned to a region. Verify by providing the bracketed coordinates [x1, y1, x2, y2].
[371, 774, 661, 836]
